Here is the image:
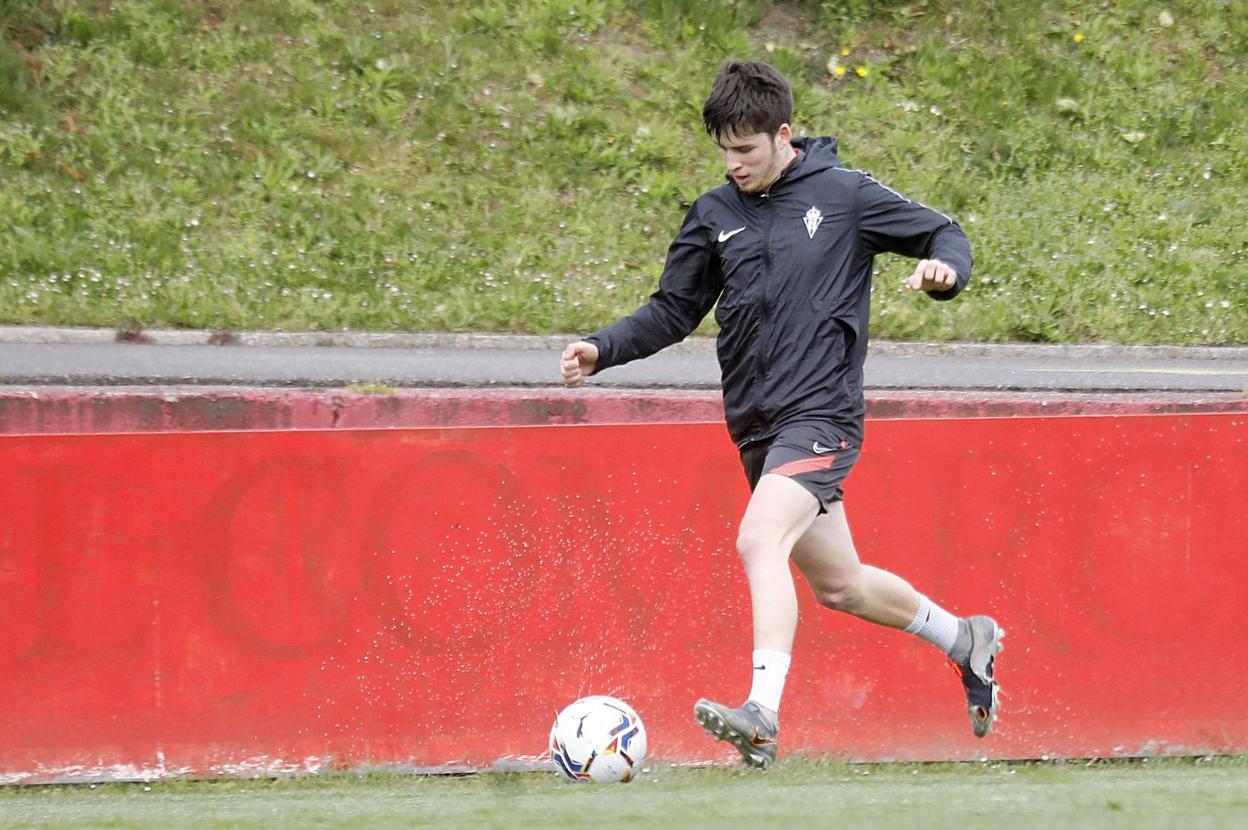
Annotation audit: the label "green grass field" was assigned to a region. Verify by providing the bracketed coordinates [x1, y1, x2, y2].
[2, 0, 1246, 343]
[2, 758, 1246, 829]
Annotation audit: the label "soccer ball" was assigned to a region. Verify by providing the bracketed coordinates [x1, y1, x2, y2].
[548, 695, 647, 784]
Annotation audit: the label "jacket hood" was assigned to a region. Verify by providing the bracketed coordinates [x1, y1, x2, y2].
[784, 136, 841, 180]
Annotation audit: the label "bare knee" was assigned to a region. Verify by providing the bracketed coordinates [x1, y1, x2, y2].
[810, 568, 865, 613]
[735, 524, 774, 569]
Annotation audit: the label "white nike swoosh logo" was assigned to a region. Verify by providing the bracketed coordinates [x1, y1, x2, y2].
[718, 226, 746, 243]
[812, 442, 835, 454]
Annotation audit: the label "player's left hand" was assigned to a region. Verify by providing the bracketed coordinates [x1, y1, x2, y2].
[906, 259, 958, 292]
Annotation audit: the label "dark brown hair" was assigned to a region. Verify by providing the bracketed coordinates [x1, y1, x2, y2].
[702, 60, 793, 140]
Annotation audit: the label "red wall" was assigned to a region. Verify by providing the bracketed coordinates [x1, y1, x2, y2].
[2, 413, 1246, 782]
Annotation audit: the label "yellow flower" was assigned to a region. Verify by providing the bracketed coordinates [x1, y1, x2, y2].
[855, 65, 869, 77]
[833, 65, 847, 78]
[841, 48, 851, 56]
[1073, 32, 1085, 42]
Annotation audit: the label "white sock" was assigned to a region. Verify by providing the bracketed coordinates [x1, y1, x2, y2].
[747, 649, 791, 713]
[904, 595, 960, 656]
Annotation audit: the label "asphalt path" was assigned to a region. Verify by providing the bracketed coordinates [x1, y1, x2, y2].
[1, 327, 1247, 393]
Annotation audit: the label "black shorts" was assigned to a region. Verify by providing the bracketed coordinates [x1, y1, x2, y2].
[739, 422, 860, 513]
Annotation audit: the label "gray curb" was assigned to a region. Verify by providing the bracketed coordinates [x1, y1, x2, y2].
[2, 325, 1246, 361]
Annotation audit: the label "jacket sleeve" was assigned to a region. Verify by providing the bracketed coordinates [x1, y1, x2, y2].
[584, 200, 723, 372]
[854, 172, 973, 301]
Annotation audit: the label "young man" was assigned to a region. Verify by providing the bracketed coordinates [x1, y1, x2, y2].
[560, 61, 1003, 768]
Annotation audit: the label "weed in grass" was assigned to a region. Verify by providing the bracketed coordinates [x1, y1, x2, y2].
[345, 382, 395, 395]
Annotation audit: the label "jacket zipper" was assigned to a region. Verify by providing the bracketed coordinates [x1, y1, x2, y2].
[755, 192, 775, 425]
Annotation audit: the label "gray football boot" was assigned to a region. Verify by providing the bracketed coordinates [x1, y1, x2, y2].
[693, 698, 779, 769]
[950, 615, 1005, 737]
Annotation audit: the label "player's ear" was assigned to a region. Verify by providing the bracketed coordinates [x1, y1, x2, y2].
[775, 123, 792, 146]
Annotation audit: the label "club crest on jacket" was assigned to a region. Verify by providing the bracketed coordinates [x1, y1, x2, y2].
[803, 206, 823, 239]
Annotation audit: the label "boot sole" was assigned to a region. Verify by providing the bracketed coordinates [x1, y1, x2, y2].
[967, 619, 1005, 737]
[693, 699, 775, 769]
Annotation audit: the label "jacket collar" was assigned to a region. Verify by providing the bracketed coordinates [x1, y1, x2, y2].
[728, 136, 840, 200]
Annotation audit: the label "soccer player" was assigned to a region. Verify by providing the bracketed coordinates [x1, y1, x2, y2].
[560, 61, 1002, 768]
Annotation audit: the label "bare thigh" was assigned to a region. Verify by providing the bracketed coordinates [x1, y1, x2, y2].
[737, 473, 823, 562]
[788, 501, 862, 594]
[788, 501, 920, 627]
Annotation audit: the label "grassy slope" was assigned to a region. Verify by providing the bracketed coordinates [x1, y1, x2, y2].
[1, 759, 1247, 829]
[0, 0, 1244, 344]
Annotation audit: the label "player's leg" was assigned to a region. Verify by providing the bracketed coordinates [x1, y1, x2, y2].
[788, 502, 921, 628]
[694, 471, 819, 768]
[790, 503, 1005, 737]
[736, 472, 820, 654]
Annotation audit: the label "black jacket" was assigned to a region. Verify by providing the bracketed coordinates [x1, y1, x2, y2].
[586, 136, 972, 447]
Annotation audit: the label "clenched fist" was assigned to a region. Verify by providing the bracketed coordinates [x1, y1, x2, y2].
[906, 259, 958, 292]
[560, 341, 599, 388]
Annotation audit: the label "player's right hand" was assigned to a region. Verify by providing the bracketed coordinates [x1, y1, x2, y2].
[561, 341, 599, 388]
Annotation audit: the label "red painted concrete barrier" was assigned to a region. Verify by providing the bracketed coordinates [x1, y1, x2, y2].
[1, 412, 1245, 782]
[2, 387, 1246, 434]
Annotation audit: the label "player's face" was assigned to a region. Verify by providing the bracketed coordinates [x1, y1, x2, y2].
[716, 125, 793, 194]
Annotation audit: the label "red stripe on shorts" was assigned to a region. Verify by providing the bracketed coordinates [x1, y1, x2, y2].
[770, 454, 837, 477]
